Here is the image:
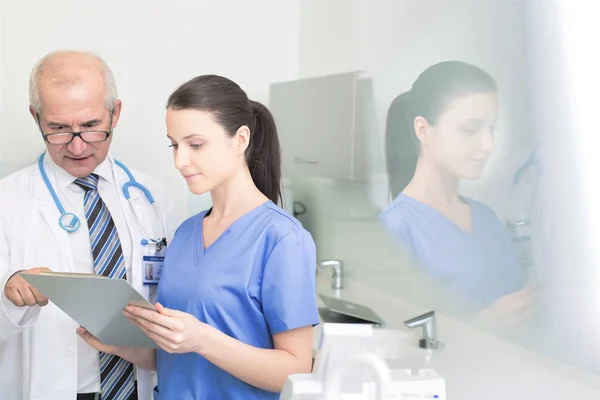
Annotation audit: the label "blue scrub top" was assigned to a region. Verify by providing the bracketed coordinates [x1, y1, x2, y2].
[380, 194, 527, 313]
[155, 201, 320, 399]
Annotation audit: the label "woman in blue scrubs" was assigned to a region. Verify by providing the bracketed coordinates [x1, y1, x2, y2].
[381, 61, 532, 323]
[79, 75, 320, 399]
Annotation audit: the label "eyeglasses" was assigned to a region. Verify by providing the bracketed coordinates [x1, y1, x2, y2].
[37, 110, 114, 145]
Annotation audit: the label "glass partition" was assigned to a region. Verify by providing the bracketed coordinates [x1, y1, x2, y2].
[272, 0, 600, 377]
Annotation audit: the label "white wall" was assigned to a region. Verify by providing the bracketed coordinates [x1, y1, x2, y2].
[298, 0, 366, 78]
[0, 0, 301, 218]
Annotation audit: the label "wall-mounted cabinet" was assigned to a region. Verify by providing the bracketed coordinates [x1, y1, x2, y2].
[269, 71, 375, 182]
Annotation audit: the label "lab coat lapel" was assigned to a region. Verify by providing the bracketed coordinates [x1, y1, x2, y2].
[33, 170, 73, 269]
[110, 160, 156, 400]
[112, 160, 145, 294]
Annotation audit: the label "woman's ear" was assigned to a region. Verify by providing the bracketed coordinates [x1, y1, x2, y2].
[234, 125, 251, 155]
[413, 116, 430, 145]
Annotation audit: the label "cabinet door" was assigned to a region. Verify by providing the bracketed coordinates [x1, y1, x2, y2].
[269, 72, 357, 180]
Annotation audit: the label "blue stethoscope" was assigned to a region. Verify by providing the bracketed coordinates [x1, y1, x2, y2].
[512, 143, 541, 185]
[38, 152, 165, 247]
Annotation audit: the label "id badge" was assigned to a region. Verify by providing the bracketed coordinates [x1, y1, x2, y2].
[143, 241, 167, 285]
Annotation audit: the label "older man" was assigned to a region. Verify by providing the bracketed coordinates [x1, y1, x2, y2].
[0, 51, 174, 400]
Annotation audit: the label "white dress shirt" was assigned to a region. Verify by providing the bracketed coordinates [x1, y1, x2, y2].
[47, 156, 134, 394]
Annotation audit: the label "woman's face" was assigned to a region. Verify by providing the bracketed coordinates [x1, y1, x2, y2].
[166, 108, 248, 195]
[418, 92, 499, 180]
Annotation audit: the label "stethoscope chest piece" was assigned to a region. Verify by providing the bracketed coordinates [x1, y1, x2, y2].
[59, 212, 81, 233]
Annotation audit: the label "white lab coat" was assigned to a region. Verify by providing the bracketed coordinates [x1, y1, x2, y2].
[0, 155, 176, 400]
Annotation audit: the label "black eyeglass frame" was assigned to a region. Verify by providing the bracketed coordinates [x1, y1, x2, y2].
[36, 109, 115, 145]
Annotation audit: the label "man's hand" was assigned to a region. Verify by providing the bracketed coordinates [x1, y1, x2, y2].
[3, 267, 51, 307]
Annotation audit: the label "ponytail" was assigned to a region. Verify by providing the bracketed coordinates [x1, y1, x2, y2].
[248, 100, 282, 205]
[385, 91, 419, 199]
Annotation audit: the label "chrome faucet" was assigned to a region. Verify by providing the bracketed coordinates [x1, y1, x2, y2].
[404, 311, 441, 350]
[319, 260, 344, 289]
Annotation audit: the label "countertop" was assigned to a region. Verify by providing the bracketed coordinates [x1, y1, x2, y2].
[313, 271, 600, 399]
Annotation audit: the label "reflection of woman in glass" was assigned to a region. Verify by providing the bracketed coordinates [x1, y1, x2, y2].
[381, 61, 531, 323]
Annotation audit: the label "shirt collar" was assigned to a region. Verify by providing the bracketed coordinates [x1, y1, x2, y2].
[45, 154, 114, 190]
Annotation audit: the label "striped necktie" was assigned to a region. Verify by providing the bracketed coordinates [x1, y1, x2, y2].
[74, 174, 137, 400]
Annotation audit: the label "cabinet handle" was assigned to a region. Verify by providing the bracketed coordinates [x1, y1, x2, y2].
[294, 157, 319, 164]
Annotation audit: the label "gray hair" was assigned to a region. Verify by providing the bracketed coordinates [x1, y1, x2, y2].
[29, 50, 118, 114]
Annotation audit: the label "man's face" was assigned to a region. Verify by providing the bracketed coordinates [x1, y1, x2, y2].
[33, 77, 121, 178]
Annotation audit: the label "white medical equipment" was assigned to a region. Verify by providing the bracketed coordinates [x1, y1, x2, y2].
[280, 323, 447, 399]
[38, 152, 165, 247]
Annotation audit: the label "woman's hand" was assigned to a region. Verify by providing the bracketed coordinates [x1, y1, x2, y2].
[474, 285, 535, 332]
[76, 327, 123, 355]
[124, 303, 211, 354]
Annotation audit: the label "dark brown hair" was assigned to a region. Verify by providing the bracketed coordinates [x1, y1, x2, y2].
[167, 75, 282, 204]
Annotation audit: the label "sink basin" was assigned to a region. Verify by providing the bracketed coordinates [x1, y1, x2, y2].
[312, 324, 436, 370]
[306, 325, 443, 399]
[370, 327, 437, 366]
[313, 313, 434, 362]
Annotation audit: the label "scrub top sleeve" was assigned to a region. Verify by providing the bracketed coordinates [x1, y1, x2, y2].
[380, 212, 416, 256]
[260, 228, 320, 335]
